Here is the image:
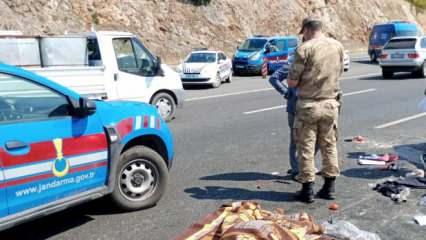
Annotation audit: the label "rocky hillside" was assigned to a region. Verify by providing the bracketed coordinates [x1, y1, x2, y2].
[0, 0, 425, 63]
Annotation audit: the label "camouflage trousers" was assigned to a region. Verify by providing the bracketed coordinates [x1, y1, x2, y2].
[294, 99, 340, 183]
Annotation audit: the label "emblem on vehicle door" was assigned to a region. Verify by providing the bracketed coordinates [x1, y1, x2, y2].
[52, 138, 69, 177]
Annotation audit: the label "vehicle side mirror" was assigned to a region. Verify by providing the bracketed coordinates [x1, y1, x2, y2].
[236, 45, 239, 50]
[155, 56, 165, 76]
[73, 97, 96, 117]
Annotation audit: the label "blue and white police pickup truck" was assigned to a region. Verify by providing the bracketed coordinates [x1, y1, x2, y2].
[0, 63, 174, 230]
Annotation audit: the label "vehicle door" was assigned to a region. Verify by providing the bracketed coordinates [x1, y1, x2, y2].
[420, 38, 426, 61]
[0, 162, 6, 219]
[112, 37, 160, 102]
[0, 72, 108, 214]
[265, 39, 287, 73]
[218, 53, 231, 80]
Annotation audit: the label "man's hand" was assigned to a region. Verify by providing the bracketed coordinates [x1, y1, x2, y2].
[287, 79, 299, 88]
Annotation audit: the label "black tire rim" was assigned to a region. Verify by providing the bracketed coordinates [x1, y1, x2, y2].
[118, 159, 159, 202]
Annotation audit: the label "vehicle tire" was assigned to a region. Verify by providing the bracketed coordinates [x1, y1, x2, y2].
[226, 71, 233, 83]
[111, 146, 169, 211]
[151, 92, 176, 122]
[211, 72, 222, 88]
[414, 64, 425, 78]
[382, 69, 393, 79]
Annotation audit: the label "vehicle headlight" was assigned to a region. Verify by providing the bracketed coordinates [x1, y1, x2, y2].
[250, 52, 261, 60]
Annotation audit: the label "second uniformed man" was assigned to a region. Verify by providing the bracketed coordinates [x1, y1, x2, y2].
[287, 18, 344, 203]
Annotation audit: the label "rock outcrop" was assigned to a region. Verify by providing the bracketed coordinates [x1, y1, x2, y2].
[0, 0, 425, 63]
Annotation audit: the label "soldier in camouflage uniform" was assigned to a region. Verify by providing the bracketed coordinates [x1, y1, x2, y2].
[287, 18, 344, 203]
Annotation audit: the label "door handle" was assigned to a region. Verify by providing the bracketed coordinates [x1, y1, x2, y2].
[5, 140, 28, 151]
[114, 73, 119, 81]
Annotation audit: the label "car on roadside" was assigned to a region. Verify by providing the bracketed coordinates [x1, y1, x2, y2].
[177, 50, 232, 88]
[344, 50, 350, 72]
[0, 63, 174, 231]
[232, 35, 299, 75]
[368, 21, 422, 62]
[378, 36, 426, 78]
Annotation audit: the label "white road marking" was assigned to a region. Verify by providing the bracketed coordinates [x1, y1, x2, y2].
[342, 88, 376, 96]
[186, 73, 380, 102]
[186, 88, 274, 101]
[243, 105, 287, 115]
[375, 112, 426, 129]
[243, 88, 377, 115]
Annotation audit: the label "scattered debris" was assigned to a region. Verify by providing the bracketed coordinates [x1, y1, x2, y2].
[323, 220, 381, 240]
[405, 169, 425, 178]
[413, 215, 426, 226]
[175, 201, 327, 240]
[418, 97, 426, 112]
[419, 194, 426, 206]
[328, 202, 340, 211]
[372, 181, 410, 203]
[271, 171, 280, 176]
[344, 135, 367, 144]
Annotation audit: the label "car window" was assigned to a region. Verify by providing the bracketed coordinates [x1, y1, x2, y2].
[186, 53, 216, 63]
[219, 53, 227, 60]
[384, 39, 417, 49]
[0, 73, 70, 123]
[269, 39, 285, 52]
[112, 38, 157, 76]
[239, 39, 268, 51]
[288, 39, 298, 48]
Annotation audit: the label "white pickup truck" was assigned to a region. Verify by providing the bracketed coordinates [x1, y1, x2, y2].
[0, 31, 184, 121]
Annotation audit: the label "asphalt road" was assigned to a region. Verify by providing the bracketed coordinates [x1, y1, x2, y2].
[2, 55, 426, 240]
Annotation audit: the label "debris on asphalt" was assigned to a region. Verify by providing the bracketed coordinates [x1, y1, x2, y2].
[372, 181, 410, 203]
[175, 201, 328, 240]
[418, 97, 426, 112]
[344, 135, 367, 144]
[419, 194, 426, 206]
[323, 220, 381, 240]
[413, 215, 426, 226]
[271, 171, 280, 176]
[405, 169, 425, 178]
[328, 202, 340, 211]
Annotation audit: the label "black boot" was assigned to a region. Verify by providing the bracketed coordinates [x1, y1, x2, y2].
[296, 182, 315, 203]
[316, 177, 336, 200]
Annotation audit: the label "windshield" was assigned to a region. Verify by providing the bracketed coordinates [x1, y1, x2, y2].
[239, 39, 268, 51]
[384, 39, 417, 49]
[186, 53, 216, 63]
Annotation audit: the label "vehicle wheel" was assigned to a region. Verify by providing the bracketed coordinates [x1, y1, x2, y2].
[226, 71, 233, 83]
[414, 63, 425, 78]
[151, 92, 176, 122]
[382, 69, 393, 79]
[211, 72, 222, 88]
[111, 146, 168, 211]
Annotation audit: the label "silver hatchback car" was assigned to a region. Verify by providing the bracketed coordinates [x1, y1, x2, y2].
[379, 36, 426, 78]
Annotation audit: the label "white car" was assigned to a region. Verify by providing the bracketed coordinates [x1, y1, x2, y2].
[344, 50, 350, 72]
[177, 50, 232, 88]
[379, 36, 426, 78]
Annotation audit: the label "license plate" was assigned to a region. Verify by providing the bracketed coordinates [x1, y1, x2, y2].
[185, 74, 198, 79]
[235, 65, 244, 69]
[391, 53, 404, 59]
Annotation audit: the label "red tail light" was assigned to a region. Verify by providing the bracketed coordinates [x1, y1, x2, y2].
[408, 53, 420, 59]
[379, 54, 388, 59]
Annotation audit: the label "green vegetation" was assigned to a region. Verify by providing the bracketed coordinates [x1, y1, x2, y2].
[188, 0, 211, 6]
[406, 0, 426, 9]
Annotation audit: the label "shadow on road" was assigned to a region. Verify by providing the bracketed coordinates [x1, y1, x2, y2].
[358, 73, 422, 81]
[184, 186, 296, 202]
[352, 60, 376, 65]
[341, 167, 397, 180]
[1, 210, 94, 240]
[200, 172, 285, 181]
[183, 85, 212, 91]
